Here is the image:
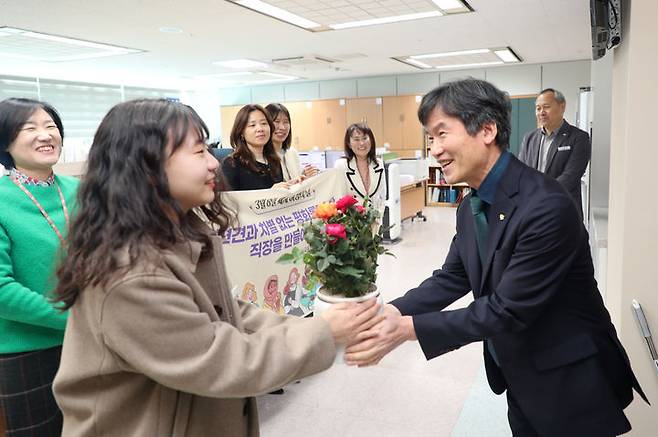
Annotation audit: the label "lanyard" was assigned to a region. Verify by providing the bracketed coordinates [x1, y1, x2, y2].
[10, 176, 70, 247]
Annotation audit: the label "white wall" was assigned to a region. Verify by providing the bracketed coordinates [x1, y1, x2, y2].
[218, 60, 591, 127]
[589, 53, 614, 211]
[542, 61, 593, 124]
[180, 88, 223, 144]
[606, 0, 658, 432]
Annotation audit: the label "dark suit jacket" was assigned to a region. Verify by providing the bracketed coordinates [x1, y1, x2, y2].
[518, 120, 591, 217]
[391, 156, 647, 437]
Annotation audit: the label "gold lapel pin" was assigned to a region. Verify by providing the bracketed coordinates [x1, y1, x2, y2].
[499, 213, 505, 221]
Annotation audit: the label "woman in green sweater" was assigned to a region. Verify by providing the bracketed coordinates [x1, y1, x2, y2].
[0, 98, 78, 436]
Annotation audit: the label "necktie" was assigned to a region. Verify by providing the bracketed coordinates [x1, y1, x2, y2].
[470, 194, 488, 264]
[470, 193, 500, 366]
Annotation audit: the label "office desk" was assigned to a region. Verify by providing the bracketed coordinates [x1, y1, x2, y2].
[400, 180, 427, 221]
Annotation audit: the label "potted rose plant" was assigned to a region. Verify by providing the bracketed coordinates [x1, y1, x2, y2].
[277, 194, 391, 299]
[277, 195, 391, 362]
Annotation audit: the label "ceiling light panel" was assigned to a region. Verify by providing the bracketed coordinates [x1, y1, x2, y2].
[426, 50, 500, 67]
[234, 0, 321, 29]
[394, 46, 521, 70]
[493, 47, 521, 63]
[228, 0, 471, 31]
[431, 0, 470, 12]
[0, 27, 142, 62]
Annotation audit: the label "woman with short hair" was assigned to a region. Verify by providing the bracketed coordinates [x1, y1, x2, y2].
[0, 97, 79, 436]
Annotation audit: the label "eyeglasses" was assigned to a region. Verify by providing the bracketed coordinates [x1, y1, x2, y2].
[350, 136, 370, 143]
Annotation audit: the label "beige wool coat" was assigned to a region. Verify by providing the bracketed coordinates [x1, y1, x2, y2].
[53, 230, 335, 436]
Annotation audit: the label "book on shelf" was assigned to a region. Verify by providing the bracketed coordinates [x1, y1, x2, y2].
[432, 168, 447, 185]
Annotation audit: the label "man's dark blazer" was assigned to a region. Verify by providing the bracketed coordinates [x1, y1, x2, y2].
[518, 120, 591, 217]
[391, 156, 647, 436]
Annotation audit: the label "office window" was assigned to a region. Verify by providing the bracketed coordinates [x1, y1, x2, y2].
[0, 75, 39, 101]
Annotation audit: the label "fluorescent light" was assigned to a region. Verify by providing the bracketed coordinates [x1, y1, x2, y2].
[0, 27, 142, 61]
[494, 48, 521, 63]
[405, 58, 433, 69]
[432, 0, 466, 11]
[434, 61, 504, 70]
[22, 31, 134, 53]
[411, 48, 490, 59]
[213, 59, 268, 69]
[235, 0, 321, 29]
[330, 11, 442, 30]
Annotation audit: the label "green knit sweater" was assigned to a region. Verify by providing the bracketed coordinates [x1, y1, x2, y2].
[0, 174, 79, 353]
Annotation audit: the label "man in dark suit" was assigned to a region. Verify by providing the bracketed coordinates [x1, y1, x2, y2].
[518, 88, 591, 218]
[345, 79, 647, 437]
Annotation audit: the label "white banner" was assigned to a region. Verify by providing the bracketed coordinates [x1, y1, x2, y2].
[222, 170, 344, 316]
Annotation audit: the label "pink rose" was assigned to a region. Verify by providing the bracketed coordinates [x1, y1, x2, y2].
[335, 195, 358, 212]
[355, 205, 366, 214]
[325, 223, 347, 244]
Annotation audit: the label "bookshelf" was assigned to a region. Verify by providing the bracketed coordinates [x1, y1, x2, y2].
[427, 168, 469, 207]
[426, 140, 469, 207]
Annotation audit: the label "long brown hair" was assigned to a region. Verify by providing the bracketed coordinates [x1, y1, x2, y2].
[228, 104, 281, 179]
[54, 99, 234, 310]
[265, 103, 292, 151]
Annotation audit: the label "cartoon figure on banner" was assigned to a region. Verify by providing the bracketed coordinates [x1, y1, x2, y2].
[283, 267, 304, 316]
[262, 275, 283, 314]
[299, 266, 318, 312]
[240, 282, 258, 305]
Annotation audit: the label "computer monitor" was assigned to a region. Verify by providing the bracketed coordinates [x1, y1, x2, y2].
[324, 150, 345, 169]
[299, 151, 326, 170]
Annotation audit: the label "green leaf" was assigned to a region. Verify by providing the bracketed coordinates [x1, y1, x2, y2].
[318, 257, 330, 272]
[276, 253, 296, 264]
[335, 265, 363, 277]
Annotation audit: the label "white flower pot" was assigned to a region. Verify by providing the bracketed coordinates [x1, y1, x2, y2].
[314, 286, 383, 364]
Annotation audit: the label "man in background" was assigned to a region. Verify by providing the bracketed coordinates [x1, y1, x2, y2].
[518, 88, 590, 218]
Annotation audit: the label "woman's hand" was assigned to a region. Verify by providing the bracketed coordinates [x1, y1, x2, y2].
[320, 298, 382, 346]
[302, 165, 319, 178]
[271, 182, 291, 190]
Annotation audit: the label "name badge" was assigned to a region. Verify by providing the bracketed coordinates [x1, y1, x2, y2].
[557, 146, 571, 151]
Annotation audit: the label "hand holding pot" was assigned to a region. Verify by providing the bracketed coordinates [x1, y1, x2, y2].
[343, 303, 416, 367]
[320, 297, 382, 346]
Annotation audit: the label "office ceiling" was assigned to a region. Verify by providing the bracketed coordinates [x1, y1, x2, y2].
[0, 0, 591, 89]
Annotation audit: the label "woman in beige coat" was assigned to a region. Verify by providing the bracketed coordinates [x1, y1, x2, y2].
[52, 99, 380, 437]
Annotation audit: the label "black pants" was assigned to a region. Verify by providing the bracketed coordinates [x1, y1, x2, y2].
[0, 346, 63, 437]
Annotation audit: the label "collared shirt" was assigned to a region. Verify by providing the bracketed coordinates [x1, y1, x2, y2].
[472, 150, 511, 211]
[9, 167, 55, 187]
[538, 119, 564, 172]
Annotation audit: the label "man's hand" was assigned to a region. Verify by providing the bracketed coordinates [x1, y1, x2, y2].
[319, 298, 383, 346]
[344, 304, 416, 367]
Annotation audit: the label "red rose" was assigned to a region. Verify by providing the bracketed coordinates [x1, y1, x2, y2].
[355, 205, 366, 214]
[325, 223, 347, 244]
[335, 195, 358, 212]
